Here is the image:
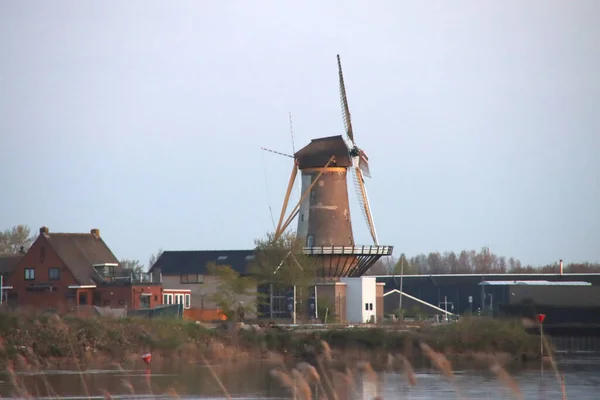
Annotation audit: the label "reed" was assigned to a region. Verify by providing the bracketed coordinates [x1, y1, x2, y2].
[4, 339, 568, 400]
[489, 362, 523, 400]
[1, 312, 570, 399]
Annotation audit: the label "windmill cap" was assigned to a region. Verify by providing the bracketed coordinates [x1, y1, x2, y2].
[295, 135, 353, 169]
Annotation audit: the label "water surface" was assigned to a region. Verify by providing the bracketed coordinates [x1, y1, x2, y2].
[2, 353, 599, 399]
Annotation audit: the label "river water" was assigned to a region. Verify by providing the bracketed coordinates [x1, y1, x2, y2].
[1, 353, 599, 399]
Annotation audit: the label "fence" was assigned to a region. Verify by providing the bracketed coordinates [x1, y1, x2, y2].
[2, 304, 184, 319]
[551, 336, 600, 352]
[183, 308, 226, 322]
[128, 304, 183, 318]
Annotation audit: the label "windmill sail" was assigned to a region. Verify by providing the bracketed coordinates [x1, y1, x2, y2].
[357, 149, 371, 178]
[338, 55, 355, 144]
[351, 163, 378, 245]
[337, 54, 378, 245]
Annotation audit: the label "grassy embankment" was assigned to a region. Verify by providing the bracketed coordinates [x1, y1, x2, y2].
[0, 311, 544, 371]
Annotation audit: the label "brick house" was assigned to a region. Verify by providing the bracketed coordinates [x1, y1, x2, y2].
[5, 226, 163, 313]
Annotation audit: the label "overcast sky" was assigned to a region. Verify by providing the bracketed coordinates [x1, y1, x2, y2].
[1, 1, 598, 267]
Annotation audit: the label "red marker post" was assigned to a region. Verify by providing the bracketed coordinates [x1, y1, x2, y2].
[537, 314, 546, 324]
[141, 352, 152, 365]
[537, 314, 546, 359]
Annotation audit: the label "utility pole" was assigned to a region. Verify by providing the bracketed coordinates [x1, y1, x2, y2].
[398, 256, 404, 320]
[269, 283, 273, 319]
[292, 285, 297, 324]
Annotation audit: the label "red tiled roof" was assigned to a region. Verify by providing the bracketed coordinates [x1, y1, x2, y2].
[44, 232, 119, 285]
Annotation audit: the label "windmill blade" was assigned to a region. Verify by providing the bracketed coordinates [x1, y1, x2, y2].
[337, 54, 355, 145]
[261, 147, 294, 158]
[358, 149, 371, 178]
[351, 164, 379, 245]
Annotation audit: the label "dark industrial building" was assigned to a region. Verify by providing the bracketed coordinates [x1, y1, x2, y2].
[377, 273, 600, 326]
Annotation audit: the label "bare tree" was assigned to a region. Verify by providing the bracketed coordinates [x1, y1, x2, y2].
[0, 225, 34, 255]
[120, 259, 143, 274]
[365, 256, 396, 275]
[148, 248, 164, 270]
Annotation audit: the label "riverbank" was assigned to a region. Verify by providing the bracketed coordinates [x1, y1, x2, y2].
[0, 312, 542, 370]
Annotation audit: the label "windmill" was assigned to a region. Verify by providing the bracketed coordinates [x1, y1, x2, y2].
[264, 55, 393, 278]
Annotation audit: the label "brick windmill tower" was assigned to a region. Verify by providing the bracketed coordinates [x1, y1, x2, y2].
[270, 55, 393, 278]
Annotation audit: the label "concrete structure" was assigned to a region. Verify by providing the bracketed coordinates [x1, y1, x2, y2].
[314, 278, 385, 323]
[314, 281, 348, 322]
[5, 226, 163, 313]
[341, 276, 377, 323]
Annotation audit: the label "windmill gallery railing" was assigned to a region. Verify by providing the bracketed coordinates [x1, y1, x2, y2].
[303, 245, 394, 277]
[303, 246, 393, 256]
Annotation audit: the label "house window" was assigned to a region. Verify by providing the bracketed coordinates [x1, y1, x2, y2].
[365, 303, 369, 311]
[184, 294, 191, 309]
[79, 292, 88, 305]
[49, 267, 60, 280]
[369, 303, 373, 311]
[306, 234, 315, 247]
[180, 274, 204, 284]
[25, 268, 35, 280]
[163, 293, 173, 305]
[174, 294, 184, 305]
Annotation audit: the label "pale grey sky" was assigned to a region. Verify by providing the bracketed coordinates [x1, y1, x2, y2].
[1, 1, 599, 267]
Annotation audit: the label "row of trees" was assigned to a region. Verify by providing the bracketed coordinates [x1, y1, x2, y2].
[365, 247, 600, 275]
[2, 224, 599, 275]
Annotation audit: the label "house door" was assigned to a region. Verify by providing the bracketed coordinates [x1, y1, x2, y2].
[140, 294, 151, 309]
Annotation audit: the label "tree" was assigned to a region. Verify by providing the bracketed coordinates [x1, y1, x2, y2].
[0, 224, 34, 255]
[120, 259, 144, 274]
[365, 256, 396, 275]
[409, 254, 428, 274]
[457, 251, 471, 273]
[393, 253, 417, 275]
[427, 252, 444, 274]
[207, 263, 258, 321]
[148, 248, 164, 271]
[250, 231, 319, 321]
[445, 251, 459, 274]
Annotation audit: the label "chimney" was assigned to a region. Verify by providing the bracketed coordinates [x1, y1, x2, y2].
[560, 259, 563, 275]
[91, 228, 100, 238]
[39, 226, 49, 236]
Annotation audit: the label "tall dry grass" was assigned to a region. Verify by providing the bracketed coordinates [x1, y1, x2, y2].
[4, 340, 570, 400]
[0, 313, 570, 400]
